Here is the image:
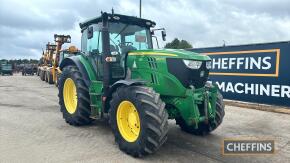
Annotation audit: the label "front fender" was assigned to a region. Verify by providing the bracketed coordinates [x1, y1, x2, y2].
[109, 79, 147, 93]
[104, 79, 147, 113]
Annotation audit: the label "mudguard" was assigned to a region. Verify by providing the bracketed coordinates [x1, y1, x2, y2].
[104, 79, 147, 113]
[109, 79, 147, 93]
[59, 56, 91, 87]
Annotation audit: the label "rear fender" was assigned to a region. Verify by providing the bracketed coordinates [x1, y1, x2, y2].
[60, 55, 96, 87]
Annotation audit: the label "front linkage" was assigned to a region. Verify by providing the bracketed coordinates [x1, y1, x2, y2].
[164, 83, 223, 135]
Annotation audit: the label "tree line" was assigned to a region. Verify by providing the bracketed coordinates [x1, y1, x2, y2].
[164, 38, 192, 49]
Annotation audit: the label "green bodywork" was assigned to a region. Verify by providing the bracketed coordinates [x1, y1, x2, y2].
[61, 13, 219, 128]
[70, 49, 218, 128]
[127, 49, 218, 127]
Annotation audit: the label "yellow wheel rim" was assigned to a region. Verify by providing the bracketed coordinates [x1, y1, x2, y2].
[116, 101, 141, 142]
[63, 78, 78, 114]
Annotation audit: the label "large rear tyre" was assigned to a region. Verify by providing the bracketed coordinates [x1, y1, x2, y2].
[176, 92, 225, 136]
[58, 65, 92, 126]
[109, 86, 169, 157]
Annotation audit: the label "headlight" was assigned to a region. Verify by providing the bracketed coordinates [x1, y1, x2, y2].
[183, 60, 202, 69]
[206, 61, 212, 69]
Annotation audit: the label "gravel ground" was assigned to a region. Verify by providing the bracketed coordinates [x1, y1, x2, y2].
[0, 74, 289, 163]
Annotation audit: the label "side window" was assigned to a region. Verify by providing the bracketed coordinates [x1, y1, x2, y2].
[81, 29, 88, 52]
[110, 33, 121, 53]
[86, 24, 103, 54]
[87, 24, 103, 80]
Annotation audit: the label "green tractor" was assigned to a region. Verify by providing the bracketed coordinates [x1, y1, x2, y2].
[58, 12, 225, 157]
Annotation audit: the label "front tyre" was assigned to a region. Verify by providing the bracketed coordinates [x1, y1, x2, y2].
[109, 86, 169, 157]
[176, 91, 225, 136]
[58, 65, 92, 126]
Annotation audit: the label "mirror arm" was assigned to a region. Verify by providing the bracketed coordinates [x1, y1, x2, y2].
[152, 36, 159, 49]
[151, 28, 166, 41]
[151, 28, 165, 32]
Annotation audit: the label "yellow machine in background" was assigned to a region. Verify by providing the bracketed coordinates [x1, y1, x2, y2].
[53, 43, 80, 86]
[38, 42, 56, 81]
[38, 34, 73, 85]
[49, 34, 71, 86]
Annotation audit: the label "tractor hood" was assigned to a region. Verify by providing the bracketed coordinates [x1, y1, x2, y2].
[128, 49, 211, 61]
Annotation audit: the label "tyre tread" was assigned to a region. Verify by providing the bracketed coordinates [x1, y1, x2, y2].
[109, 85, 168, 157]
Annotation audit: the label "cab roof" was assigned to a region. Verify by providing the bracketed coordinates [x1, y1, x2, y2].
[79, 12, 156, 29]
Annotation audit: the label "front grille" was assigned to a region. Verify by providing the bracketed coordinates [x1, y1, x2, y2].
[166, 58, 209, 88]
[147, 57, 157, 69]
[150, 73, 159, 84]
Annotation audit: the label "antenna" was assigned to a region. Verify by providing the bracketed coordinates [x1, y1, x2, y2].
[139, 0, 142, 18]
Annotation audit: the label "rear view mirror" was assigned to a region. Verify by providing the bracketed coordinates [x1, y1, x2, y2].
[161, 30, 166, 41]
[87, 26, 94, 39]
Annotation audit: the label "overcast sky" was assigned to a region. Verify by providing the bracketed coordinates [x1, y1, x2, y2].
[0, 0, 290, 59]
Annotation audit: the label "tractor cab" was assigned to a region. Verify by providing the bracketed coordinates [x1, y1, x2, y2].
[79, 13, 164, 82]
[80, 13, 156, 53]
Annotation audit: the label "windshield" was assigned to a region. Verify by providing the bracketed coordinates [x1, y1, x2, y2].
[109, 22, 152, 52]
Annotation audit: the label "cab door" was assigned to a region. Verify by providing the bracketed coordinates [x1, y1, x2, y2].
[82, 24, 103, 80]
